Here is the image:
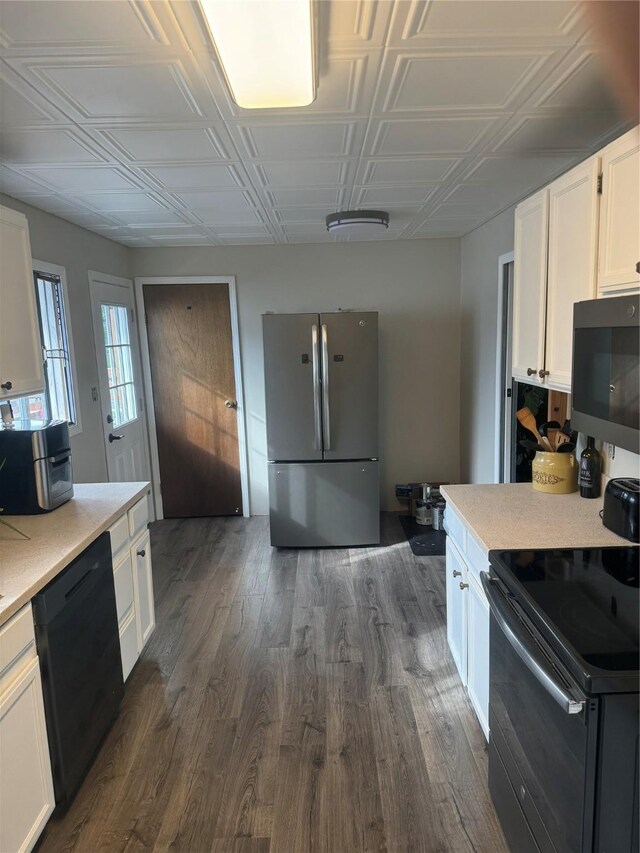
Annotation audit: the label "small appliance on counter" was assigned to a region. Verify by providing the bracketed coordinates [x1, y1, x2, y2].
[0, 419, 73, 514]
[602, 478, 639, 542]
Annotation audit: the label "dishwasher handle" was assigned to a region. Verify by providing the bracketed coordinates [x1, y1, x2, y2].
[481, 572, 586, 716]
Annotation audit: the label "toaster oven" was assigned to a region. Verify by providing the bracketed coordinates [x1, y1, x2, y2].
[0, 419, 74, 514]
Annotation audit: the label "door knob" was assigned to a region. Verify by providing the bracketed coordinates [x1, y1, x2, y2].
[453, 570, 462, 578]
[107, 414, 113, 424]
[526, 368, 537, 377]
[459, 582, 469, 590]
[225, 399, 237, 409]
[538, 369, 550, 379]
[137, 549, 146, 557]
[1, 380, 12, 391]
[108, 433, 124, 443]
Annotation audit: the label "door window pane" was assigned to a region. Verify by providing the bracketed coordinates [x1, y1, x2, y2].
[101, 304, 137, 428]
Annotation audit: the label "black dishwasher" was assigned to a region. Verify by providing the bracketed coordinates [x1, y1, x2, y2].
[33, 532, 124, 811]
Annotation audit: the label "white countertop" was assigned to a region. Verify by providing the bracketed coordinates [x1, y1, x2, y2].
[0, 482, 150, 626]
[440, 483, 632, 556]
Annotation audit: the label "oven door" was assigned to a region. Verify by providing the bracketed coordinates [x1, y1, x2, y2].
[481, 572, 598, 853]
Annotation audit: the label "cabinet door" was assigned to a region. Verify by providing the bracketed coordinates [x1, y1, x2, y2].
[598, 126, 640, 294]
[512, 189, 548, 384]
[546, 157, 600, 390]
[0, 657, 54, 853]
[445, 537, 467, 685]
[0, 206, 44, 400]
[466, 574, 490, 741]
[131, 530, 155, 652]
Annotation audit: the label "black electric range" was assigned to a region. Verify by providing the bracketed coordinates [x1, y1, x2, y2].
[483, 545, 639, 853]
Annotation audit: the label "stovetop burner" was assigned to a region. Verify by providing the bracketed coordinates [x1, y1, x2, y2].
[490, 546, 640, 679]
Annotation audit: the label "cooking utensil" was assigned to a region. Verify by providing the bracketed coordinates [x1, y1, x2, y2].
[557, 442, 576, 453]
[539, 421, 562, 436]
[517, 407, 553, 451]
[547, 428, 561, 450]
[520, 439, 547, 453]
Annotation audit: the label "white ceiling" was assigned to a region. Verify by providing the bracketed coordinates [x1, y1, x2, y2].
[0, 0, 629, 247]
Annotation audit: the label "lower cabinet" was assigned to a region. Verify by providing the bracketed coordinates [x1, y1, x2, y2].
[0, 605, 55, 853]
[444, 507, 490, 740]
[109, 496, 155, 681]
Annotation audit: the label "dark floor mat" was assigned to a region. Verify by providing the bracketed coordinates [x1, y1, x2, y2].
[398, 514, 446, 557]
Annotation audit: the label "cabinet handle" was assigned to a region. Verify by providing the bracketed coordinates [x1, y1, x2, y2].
[526, 368, 537, 377]
[538, 369, 550, 379]
[635, 261, 640, 275]
[137, 549, 146, 557]
[0, 380, 12, 391]
[453, 570, 462, 578]
[459, 582, 469, 590]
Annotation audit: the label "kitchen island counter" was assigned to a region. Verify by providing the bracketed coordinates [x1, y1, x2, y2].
[0, 482, 150, 626]
[441, 482, 631, 556]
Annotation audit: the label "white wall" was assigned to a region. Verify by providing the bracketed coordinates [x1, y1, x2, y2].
[132, 240, 461, 514]
[459, 207, 515, 483]
[0, 194, 133, 482]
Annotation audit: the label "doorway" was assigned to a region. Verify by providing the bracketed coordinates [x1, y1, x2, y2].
[135, 277, 249, 519]
[495, 253, 514, 483]
[89, 271, 151, 485]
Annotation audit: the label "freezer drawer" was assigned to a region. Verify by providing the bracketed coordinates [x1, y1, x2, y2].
[268, 461, 380, 547]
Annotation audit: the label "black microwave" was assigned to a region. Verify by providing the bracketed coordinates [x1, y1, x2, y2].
[572, 294, 639, 454]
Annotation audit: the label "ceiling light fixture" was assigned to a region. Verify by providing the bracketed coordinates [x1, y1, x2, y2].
[326, 210, 390, 234]
[200, 0, 316, 109]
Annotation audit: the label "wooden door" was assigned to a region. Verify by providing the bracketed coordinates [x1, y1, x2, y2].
[546, 156, 599, 391]
[143, 283, 242, 517]
[511, 188, 548, 385]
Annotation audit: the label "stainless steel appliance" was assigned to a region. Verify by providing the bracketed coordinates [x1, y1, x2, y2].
[483, 546, 639, 853]
[33, 533, 124, 811]
[263, 311, 379, 547]
[572, 294, 639, 453]
[603, 477, 639, 542]
[0, 419, 73, 514]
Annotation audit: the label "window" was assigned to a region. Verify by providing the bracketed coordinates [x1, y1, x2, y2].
[101, 303, 137, 428]
[9, 263, 80, 431]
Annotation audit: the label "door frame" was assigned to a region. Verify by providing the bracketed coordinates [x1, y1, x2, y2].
[89, 270, 152, 493]
[494, 252, 515, 484]
[134, 275, 250, 519]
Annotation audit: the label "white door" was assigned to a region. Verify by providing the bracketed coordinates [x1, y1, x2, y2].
[445, 536, 468, 685]
[512, 188, 549, 385]
[546, 157, 599, 390]
[90, 273, 150, 483]
[466, 573, 490, 741]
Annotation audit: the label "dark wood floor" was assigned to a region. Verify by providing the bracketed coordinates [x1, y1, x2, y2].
[38, 514, 508, 853]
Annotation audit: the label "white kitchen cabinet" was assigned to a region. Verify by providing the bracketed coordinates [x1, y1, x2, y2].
[512, 158, 599, 392]
[545, 157, 600, 390]
[0, 205, 44, 400]
[466, 573, 490, 740]
[108, 495, 155, 680]
[445, 536, 468, 686]
[0, 604, 55, 853]
[131, 529, 155, 652]
[597, 125, 640, 295]
[444, 505, 491, 740]
[512, 188, 549, 384]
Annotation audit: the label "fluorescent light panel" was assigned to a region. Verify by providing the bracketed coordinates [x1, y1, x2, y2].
[201, 0, 315, 109]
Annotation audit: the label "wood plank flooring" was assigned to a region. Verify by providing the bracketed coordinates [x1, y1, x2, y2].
[37, 514, 508, 853]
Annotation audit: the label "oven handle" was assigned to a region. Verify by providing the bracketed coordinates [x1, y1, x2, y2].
[480, 572, 586, 716]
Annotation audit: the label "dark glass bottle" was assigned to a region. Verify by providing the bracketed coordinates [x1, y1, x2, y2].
[579, 436, 601, 498]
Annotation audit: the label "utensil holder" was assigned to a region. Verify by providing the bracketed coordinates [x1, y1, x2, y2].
[532, 450, 578, 494]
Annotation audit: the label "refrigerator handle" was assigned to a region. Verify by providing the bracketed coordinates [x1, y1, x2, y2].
[311, 324, 323, 450]
[321, 323, 331, 450]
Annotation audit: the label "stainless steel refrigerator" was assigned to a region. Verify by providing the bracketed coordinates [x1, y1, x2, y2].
[263, 311, 379, 547]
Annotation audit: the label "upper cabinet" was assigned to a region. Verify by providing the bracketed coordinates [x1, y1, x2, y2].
[512, 158, 599, 392]
[0, 206, 44, 401]
[597, 126, 640, 295]
[545, 157, 600, 389]
[512, 188, 548, 384]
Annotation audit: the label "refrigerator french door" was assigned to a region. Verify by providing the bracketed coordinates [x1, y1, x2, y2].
[263, 312, 379, 547]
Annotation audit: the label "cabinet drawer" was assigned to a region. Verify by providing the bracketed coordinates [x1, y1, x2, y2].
[119, 610, 138, 682]
[109, 513, 130, 558]
[113, 550, 134, 625]
[0, 604, 36, 684]
[444, 504, 466, 555]
[128, 497, 148, 539]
